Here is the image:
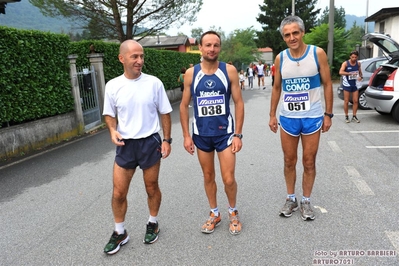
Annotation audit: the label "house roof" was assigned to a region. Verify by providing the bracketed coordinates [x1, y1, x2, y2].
[137, 35, 190, 48]
[258, 47, 273, 52]
[365, 7, 399, 22]
[189, 38, 198, 45]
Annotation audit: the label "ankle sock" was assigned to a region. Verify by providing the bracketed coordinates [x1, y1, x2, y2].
[211, 207, 219, 217]
[287, 194, 296, 201]
[148, 215, 157, 224]
[228, 206, 237, 214]
[302, 196, 311, 202]
[115, 222, 125, 235]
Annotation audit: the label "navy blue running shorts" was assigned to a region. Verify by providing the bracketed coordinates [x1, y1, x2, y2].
[279, 116, 323, 137]
[115, 133, 162, 170]
[193, 133, 234, 152]
[342, 85, 357, 92]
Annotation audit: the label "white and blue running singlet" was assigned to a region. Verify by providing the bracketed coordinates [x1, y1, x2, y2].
[191, 62, 234, 136]
[279, 45, 324, 118]
[342, 60, 360, 88]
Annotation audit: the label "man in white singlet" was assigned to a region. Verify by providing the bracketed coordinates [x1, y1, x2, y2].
[268, 16, 333, 221]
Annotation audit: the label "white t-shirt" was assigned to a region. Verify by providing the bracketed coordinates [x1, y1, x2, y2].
[247, 68, 254, 77]
[256, 64, 265, 76]
[103, 73, 173, 139]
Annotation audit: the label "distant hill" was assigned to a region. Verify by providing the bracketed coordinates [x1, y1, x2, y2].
[346, 14, 374, 32]
[0, 1, 375, 35]
[0, 0, 83, 34]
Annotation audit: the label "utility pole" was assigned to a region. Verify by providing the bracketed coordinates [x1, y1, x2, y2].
[327, 0, 334, 68]
[292, 0, 295, 15]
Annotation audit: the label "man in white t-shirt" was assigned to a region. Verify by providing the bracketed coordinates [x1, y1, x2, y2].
[255, 60, 266, 89]
[102, 40, 173, 255]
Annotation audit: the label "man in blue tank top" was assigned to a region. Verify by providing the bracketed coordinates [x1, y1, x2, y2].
[268, 16, 333, 221]
[180, 30, 245, 235]
[339, 50, 363, 123]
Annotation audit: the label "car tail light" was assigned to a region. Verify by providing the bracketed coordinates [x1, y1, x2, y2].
[383, 72, 395, 92]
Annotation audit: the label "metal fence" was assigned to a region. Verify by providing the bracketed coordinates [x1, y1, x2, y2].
[76, 66, 101, 131]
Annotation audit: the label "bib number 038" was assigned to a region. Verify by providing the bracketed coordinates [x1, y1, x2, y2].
[200, 105, 223, 116]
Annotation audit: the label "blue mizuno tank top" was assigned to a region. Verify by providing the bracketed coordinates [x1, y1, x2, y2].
[191, 62, 234, 136]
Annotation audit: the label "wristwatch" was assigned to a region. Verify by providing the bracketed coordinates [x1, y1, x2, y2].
[163, 138, 173, 144]
[233, 133, 243, 139]
[324, 112, 334, 118]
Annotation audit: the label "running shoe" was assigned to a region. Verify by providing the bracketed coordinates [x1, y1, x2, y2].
[104, 230, 129, 255]
[228, 210, 242, 235]
[300, 200, 315, 221]
[345, 116, 350, 123]
[279, 197, 298, 217]
[352, 116, 360, 123]
[201, 212, 221, 234]
[143, 222, 159, 244]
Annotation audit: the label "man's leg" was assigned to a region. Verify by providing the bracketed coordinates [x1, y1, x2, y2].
[143, 160, 161, 217]
[217, 148, 237, 208]
[280, 130, 300, 195]
[197, 149, 221, 233]
[197, 149, 217, 208]
[298, 130, 321, 221]
[142, 160, 162, 244]
[352, 90, 359, 119]
[104, 163, 134, 255]
[112, 162, 135, 223]
[300, 131, 321, 198]
[278, 130, 300, 217]
[343, 90, 350, 121]
[217, 148, 241, 235]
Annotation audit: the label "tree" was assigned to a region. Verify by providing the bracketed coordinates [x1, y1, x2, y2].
[346, 21, 364, 51]
[29, 0, 203, 42]
[303, 23, 348, 75]
[318, 6, 346, 29]
[219, 28, 259, 70]
[191, 27, 203, 42]
[256, 0, 320, 58]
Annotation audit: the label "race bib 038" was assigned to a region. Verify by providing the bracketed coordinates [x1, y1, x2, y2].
[196, 95, 226, 117]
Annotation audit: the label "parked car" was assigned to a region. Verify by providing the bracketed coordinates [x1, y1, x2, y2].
[336, 56, 388, 110]
[363, 33, 399, 123]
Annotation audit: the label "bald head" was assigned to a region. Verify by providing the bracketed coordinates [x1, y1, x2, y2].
[119, 40, 143, 55]
[118, 40, 144, 79]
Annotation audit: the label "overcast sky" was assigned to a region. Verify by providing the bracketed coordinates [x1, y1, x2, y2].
[166, 0, 398, 37]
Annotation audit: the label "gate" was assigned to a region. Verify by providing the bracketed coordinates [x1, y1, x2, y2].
[76, 66, 101, 131]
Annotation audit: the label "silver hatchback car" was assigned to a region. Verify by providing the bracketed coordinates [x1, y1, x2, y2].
[363, 33, 399, 123]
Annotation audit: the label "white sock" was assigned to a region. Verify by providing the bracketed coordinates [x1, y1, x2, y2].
[148, 215, 157, 224]
[228, 206, 237, 214]
[115, 222, 125, 235]
[210, 207, 219, 217]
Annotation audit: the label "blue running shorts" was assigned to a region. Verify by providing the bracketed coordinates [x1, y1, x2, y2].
[279, 116, 323, 137]
[193, 133, 234, 152]
[115, 133, 162, 169]
[342, 85, 357, 92]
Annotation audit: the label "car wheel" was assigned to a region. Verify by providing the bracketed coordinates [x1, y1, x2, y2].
[391, 101, 399, 123]
[358, 89, 370, 110]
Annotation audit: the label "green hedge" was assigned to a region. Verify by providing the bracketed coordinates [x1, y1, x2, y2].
[0, 26, 200, 128]
[0, 26, 74, 128]
[68, 40, 201, 89]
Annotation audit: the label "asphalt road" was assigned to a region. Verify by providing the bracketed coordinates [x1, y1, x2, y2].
[1, 77, 399, 265]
